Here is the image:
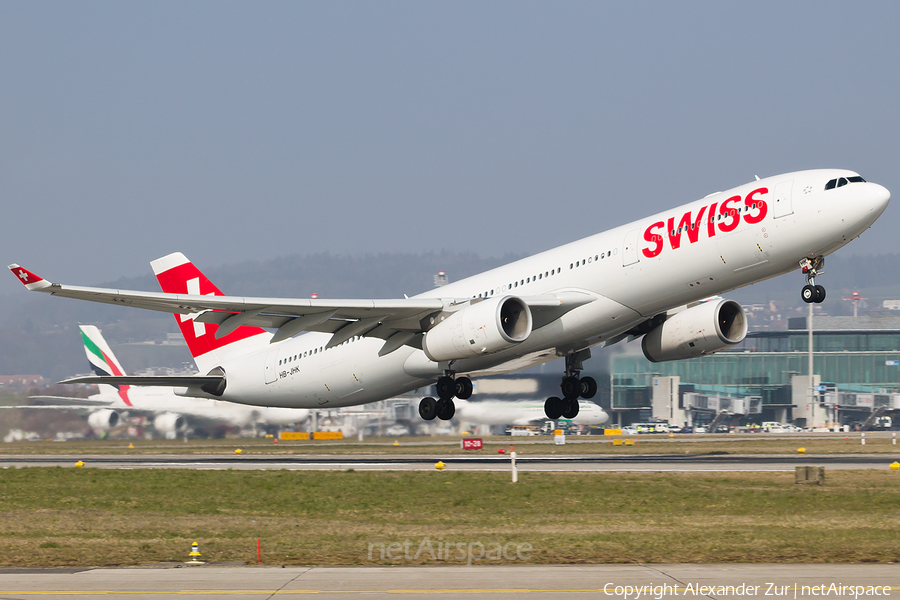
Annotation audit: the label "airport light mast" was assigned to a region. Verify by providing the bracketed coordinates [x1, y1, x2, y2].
[808, 301, 816, 427]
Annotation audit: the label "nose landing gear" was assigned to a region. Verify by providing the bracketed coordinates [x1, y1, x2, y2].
[418, 373, 473, 421]
[800, 256, 826, 304]
[544, 350, 597, 420]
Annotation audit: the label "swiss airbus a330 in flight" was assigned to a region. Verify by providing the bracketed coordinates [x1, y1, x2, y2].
[10, 169, 890, 422]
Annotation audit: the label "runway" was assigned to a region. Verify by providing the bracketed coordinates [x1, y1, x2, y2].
[1, 453, 897, 471]
[1, 564, 898, 599]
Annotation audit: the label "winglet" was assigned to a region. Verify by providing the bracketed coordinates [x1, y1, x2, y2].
[8, 264, 52, 291]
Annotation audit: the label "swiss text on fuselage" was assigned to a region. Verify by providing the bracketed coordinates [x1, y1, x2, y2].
[641, 187, 768, 258]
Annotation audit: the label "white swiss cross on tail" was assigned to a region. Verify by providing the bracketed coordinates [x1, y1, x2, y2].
[179, 277, 214, 338]
[150, 252, 271, 372]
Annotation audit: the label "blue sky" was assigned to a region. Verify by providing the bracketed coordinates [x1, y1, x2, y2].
[2, 1, 898, 295]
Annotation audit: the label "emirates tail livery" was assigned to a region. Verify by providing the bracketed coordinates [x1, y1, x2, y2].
[6, 325, 309, 434]
[10, 169, 890, 422]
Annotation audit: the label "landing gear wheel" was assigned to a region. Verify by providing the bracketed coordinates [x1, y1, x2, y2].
[562, 397, 580, 419]
[544, 397, 563, 420]
[799, 256, 826, 305]
[579, 376, 597, 399]
[561, 376, 581, 400]
[435, 376, 456, 400]
[815, 285, 826, 303]
[436, 398, 456, 421]
[801, 285, 817, 304]
[419, 397, 437, 421]
[455, 377, 473, 400]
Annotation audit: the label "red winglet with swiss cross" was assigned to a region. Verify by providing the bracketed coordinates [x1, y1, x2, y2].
[8, 264, 52, 291]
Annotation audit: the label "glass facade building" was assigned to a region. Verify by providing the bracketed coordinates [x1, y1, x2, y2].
[612, 316, 900, 422]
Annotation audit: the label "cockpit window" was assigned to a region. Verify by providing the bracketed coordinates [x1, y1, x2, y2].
[825, 175, 866, 190]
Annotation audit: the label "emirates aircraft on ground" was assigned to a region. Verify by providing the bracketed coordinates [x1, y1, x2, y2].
[6, 325, 309, 435]
[9, 170, 890, 423]
[454, 398, 609, 428]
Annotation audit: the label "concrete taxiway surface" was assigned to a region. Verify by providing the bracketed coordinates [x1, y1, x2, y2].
[1, 453, 898, 471]
[1, 564, 898, 599]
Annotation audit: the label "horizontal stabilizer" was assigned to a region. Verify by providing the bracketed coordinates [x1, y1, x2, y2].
[0, 404, 105, 410]
[59, 375, 226, 396]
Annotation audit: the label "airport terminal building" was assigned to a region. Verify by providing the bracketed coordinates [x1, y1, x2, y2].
[611, 315, 900, 429]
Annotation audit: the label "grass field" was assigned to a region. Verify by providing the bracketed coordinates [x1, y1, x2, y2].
[1, 468, 899, 567]
[1, 433, 898, 456]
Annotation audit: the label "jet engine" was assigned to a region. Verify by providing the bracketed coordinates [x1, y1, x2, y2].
[641, 299, 748, 363]
[87, 409, 119, 431]
[153, 412, 187, 435]
[423, 296, 533, 362]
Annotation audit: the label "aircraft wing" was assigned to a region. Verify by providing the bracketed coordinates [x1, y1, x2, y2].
[9, 264, 595, 345]
[27, 395, 113, 406]
[9, 263, 443, 329]
[0, 395, 114, 410]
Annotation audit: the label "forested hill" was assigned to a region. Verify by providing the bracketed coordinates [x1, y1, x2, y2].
[1, 251, 897, 381]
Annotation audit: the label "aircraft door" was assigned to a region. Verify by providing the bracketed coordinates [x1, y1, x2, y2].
[264, 350, 278, 384]
[320, 361, 363, 399]
[622, 229, 640, 266]
[771, 180, 794, 219]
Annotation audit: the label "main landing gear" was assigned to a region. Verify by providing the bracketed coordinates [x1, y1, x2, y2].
[800, 256, 826, 304]
[418, 373, 473, 421]
[544, 350, 597, 420]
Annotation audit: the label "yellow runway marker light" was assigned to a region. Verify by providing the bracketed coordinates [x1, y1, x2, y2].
[75, 461, 84, 468]
[434, 461, 446, 470]
[798, 448, 806, 454]
[234, 448, 242, 454]
[187, 541, 204, 564]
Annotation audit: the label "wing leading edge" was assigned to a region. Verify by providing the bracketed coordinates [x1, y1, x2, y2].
[8, 262, 595, 352]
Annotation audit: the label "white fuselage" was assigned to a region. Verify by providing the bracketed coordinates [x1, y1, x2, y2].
[454, 398, 609, 427]
[212, 169, 889, 409]
[94, 384, 308, 427]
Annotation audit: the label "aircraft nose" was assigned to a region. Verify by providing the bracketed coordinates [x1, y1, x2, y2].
[869, 183, 891, 215]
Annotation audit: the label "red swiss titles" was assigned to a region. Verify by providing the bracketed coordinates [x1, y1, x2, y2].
[641, 187, 768, 258]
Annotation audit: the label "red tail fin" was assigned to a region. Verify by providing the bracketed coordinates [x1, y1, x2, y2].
[150, 253, 270, 369]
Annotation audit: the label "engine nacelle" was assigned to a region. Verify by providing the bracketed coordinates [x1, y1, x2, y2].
[642, 299, 748, 363]
[87, 409, 119, 431]
[423, 296, 533, 362]
[153, 412, 187, 434]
